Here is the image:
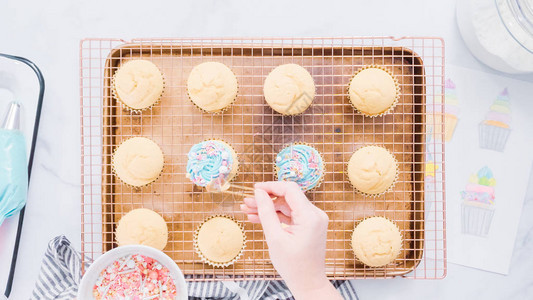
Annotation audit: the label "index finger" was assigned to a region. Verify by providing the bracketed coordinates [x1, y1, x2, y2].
[255, 181, 310, 211]
[254, 189, 284, 237]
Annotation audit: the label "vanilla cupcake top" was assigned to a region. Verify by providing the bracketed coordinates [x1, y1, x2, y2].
[115, 208, 168, 250]
[348, 67, 398, 116]
[195, 216, 245, 264]
[187, 62, 238, 113]
[113, 60, 164, 110]
[347, 146, 397, 195]
[263, 64, 315, 115]
[112, 137, 164, 187]
[351, 217, 402, 267]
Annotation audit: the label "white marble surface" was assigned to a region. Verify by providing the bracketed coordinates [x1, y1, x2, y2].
[1, 0, 532, 299]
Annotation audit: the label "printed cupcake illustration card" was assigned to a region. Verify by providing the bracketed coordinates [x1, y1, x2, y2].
[444, 65, 533, 275]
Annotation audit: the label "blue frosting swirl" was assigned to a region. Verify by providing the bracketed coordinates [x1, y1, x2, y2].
[186, 140, 234, 187]
[275, 144, 324, 191]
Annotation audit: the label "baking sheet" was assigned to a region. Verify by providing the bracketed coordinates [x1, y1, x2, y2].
[100, 43, 426, 279]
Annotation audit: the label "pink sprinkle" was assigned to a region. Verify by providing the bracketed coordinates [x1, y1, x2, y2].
[149, 270, 158, 279]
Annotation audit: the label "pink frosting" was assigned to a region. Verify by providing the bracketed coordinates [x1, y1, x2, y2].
[433, 105, 443, 113]
[429, 105, 458, 115]
[465, 183, 494, 195]
[445, 105, 460, 115]
[485, 111, 511, 124]
[445, 78, 456, 89]
[500, 88, 509, 97]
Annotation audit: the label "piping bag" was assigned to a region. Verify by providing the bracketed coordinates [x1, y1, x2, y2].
[0, 102, 27, 226]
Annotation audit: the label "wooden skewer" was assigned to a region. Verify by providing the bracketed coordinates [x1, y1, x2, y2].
[210, 184, 277, 200]
[227, 184, 277, 200]
[217, 189, 254, 198]
[206, 182, 255, 197]
[230, 183, 255, 192]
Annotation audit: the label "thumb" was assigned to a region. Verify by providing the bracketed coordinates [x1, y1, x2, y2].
[255, 189, 283, 238]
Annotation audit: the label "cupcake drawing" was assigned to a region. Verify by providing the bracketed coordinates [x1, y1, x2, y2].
[461, 166, 496, 237]
[425, 152, 438, 196]
[479, 88, 511, 152]
[444, 79, 459, 142]
[425, 151, 439, 217]
[427, 96, 442, 141]
[428, 78, 459, 142]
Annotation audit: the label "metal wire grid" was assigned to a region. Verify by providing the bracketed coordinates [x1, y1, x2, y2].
[80, 37, 446, 280]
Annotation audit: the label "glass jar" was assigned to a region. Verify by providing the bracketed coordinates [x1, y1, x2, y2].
[457, 0, 533, 74]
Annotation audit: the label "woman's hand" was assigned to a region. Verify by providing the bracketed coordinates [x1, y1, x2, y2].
[240, 181, 342, 300]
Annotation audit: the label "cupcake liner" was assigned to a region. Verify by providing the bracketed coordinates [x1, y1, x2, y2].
[186, 64, 239, 115]
[193, 214, 247, 268]
[351, 216, 403, 267]
[461, 203, 495, 237]
[346, 145, 399, 197]
[347, 65, 401, 118]
[264, 65, 317, 116]
[273, 142, 325, 192]
[111, 137, 165, 189]
[478, 123, 511, 152]
[111, 60, 166, 114]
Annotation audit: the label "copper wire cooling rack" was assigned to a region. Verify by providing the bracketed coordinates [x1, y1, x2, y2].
[80, 37, 446, 280]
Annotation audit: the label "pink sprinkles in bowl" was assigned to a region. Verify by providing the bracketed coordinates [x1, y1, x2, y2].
[93, 254, 177, 299]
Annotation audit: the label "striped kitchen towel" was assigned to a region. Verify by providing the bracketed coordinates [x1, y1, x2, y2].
[31, 236, 85, 299]
[31, 236, 358, 299]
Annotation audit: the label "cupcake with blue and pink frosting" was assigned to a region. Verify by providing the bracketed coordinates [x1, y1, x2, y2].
[275, 144, 325, 192]
[186, 140, 239, 190]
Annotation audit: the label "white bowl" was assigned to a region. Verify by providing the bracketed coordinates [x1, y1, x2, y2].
[78, 245, 188, 299]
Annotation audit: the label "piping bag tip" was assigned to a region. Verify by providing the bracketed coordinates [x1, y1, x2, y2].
[2, 102, 20, 131]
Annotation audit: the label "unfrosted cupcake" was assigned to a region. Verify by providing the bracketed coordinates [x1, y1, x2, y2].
[187, 62, 238, 113]
[348, 66, 400, 117]
[275, 144, 324, 191]
[351, 217, 402, 267]
[115, 208, 168, 250]
[112, 60, 164, 112]
[112, 137, 164, 187]
[194, 215, 246, 267]
[263, 64, 315, 115]
[347, 146, 398, 196]
[186, 140, 239, 189]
